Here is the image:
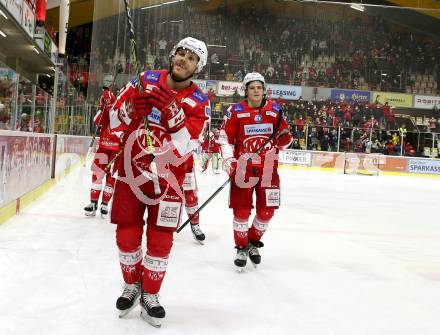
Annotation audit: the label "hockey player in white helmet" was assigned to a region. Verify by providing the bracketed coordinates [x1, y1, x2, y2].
[108, 37, 210, 327]
[218, 72, 293, 271]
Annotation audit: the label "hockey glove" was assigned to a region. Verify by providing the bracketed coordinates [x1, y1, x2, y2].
[126, 92, 152, 119]
[222, 157, 237, 177]
[149, 84, 186, 133]
[274, 128, 293, 149]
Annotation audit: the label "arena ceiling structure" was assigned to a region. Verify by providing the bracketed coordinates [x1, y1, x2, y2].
[42, 0, 440, 42]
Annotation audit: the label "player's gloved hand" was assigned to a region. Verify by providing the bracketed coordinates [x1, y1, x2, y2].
[126, 92, 153, 119]
[149, 84, 185, 133]
[222, 157, 237, 177]
[274, 128, 293, 149]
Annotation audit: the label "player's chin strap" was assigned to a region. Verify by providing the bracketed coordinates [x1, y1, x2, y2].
[177, 102, 283, 234]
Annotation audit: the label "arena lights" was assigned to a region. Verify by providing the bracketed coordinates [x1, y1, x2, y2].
[207, 45, 226, 48]
[141, 0, 184, 10]
[0, 30, 6, 38]
[350, 4, 365, 12]
[33, 46, 40, 54]
[0, 9, 8, 19]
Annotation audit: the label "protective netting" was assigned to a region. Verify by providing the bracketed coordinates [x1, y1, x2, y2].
[86, 0, 440, 153]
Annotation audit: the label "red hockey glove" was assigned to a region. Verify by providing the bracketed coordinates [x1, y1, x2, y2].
[126, 92, 152, 119]
[274, 128, 293, 149]
[149, 84, 185, 133]
[222, 157, 237, 177]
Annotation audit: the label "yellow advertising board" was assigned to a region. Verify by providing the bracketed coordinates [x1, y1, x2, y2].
[373, 92, 413, 108]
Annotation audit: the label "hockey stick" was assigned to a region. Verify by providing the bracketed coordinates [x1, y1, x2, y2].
[83, 65, 124, 167]
[122, 0, 160, 194]
[177, 106, 284, 233]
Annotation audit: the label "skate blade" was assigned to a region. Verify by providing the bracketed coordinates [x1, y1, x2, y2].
[140, 309, 163, 328]
[118, 305, 136, 318]
[235, 266, 245, 273]
[101, 213, 108, 219]
[85, 212, 96, 217]
[251, 262, 258, 269]
[193, 237, 205, 245]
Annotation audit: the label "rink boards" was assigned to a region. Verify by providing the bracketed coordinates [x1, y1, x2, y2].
[1, 131, 440, 224]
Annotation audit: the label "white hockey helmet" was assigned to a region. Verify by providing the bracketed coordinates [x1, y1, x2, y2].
[170, 37, 208, 73]
[102, 74, 113, 88]
[243, 72, 265, 87]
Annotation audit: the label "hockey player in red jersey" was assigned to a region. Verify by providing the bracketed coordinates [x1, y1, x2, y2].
[84, 77, 119, 218]
[201, 128, 221, 173]
[108, 37, 210, 327]
[219, 72, 293, 271]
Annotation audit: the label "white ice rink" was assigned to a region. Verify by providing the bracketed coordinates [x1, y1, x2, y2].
[1, 165, 440, 335]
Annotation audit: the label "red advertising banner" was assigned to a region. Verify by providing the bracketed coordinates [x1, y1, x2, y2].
[54, 135, 93, 176]
[0, 132, 52, 206]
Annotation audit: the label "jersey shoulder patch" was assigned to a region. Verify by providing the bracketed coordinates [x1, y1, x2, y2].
[143, 70, 161, 84]
[272, 102, 282, 113]
[191, 89, 207, 103]
[231, 103, 245, 113]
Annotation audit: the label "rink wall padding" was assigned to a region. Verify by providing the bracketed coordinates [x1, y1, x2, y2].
[0, 131, 92, 224]
[279, 150, 440, 178]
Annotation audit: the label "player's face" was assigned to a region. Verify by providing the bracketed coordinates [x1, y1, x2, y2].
[246, 81, 264, 107]
[171, 48, 199, 80]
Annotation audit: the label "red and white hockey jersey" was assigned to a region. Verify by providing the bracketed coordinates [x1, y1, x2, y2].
[94, 88, 120, 151]
[220, 99, 290, 169]
[109, 70, 210, 183]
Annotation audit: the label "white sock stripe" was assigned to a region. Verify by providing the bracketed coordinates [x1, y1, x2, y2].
[252, 217, 269, 232]
[119, 248, 142, 266]
[233, 218, 249, 232]
[91, 183, 102, 191]
[143, 255, 168, 272]
[185, 205, 199, 215]
[103, 186, 114, 194]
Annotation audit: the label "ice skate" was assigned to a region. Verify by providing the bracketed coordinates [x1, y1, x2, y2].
[234, 246, 248, 272]
[116, 282, 141, 318]
[100, 202, 109, 218]
[140, 291, 166, 328]
[249, 240, 264, 268]
[84, 201, 97, 217]
[190, 224, 205, 245]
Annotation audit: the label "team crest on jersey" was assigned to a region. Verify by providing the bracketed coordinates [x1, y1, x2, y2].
[254, 114, 263, 123]
[148, 107, 161, 124]
[244, 123, 273, 135]
[192, 89, 206, 103]
[144, 71, 160, 83]
[233, 104, 244, 112]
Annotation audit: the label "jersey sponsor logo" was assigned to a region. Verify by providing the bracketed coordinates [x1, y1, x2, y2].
[144, 71, 160, 83]
[158, 201, 181, 228]
[182, 97, 197, 108]
[254, 114, 263, 123]
[244, 123, 273, 135]
[237, 112, 250, 118]
[205, 105, 211, 117]
[272, 103, 281, 112]
[232, 103, 244, 112]
[266, 111, 278, 118]
[192, 89, 207, 103]
[182, 172, 197, 191]
[265, 189, 280, 207]
[148, 107, 161, 123]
